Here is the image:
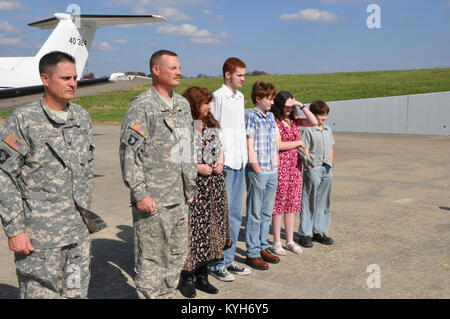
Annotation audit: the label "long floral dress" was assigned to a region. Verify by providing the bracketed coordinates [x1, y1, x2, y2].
[182, 126, 232, 272]
[273, 119, 303, 215]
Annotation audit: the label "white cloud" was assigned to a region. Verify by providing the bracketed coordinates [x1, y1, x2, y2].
[202, 9, 212, 15]
[0, 0, 25, 10]
[158, 7, 191, 21]
[113, 39, 128, 44]
[0, 19, 18, 32]
[279, 9, 339, 23]
[156, 23, 227, 44]
[95, 41, 119, 51]
[0, 36, 21, 45]
[445, 1, 450, 8]
[156, 23, 212, 38]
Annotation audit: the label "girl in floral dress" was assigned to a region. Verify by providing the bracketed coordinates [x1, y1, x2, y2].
[178, 87, 232, 298]
[270, 91, 318, 255]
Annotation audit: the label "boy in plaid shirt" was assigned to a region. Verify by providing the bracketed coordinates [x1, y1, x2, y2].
[244, 81, 281, 270]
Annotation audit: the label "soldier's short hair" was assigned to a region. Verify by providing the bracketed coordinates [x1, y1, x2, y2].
[39, 51, 76, 76]
[149, 50, 178, 74]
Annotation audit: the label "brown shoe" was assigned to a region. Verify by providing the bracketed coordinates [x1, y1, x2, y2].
[260, 249, 280, 264]
[245, 257, 269, 270]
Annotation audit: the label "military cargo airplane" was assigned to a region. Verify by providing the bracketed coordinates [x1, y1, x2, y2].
[0, 13, 167, 99]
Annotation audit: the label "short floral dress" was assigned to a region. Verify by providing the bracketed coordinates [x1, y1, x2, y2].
[182, 127, 232, 272]
[273, 119, 303, 215]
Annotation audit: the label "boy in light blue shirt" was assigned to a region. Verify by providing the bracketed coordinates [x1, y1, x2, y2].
[244, 81, 281, 270]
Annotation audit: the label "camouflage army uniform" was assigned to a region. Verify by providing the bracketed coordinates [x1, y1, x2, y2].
[120, 87, 197, 299]
[0, 99, 105, 299]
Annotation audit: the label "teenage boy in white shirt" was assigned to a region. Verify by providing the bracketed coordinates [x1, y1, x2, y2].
[209, 57, 251, 281]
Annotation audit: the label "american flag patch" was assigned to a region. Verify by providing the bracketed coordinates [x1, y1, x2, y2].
[4, 134, 24, 151]
[131, 122, 146, 137]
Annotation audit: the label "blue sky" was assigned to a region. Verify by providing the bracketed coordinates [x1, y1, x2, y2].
[0, 0, 449, 77]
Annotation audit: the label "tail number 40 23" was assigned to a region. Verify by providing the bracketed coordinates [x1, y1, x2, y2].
[69, 37, 87, 46]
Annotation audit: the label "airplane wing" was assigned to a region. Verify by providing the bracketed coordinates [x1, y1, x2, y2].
[28, 14, 167, 29]
[0, 76, 152, 112]
[0, 77, 110, 99]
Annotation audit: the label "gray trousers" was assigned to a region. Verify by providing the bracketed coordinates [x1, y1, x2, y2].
[299, 165, 333, 236]
[132, 203, 188, 299]
[15, 236, 91, 299]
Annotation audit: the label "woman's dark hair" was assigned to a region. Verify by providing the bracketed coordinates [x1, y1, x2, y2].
[182, 86, 220, 129]
[271, 91, 298, 121]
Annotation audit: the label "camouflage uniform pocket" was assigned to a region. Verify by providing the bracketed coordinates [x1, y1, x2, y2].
[15, 249, 55, 290]
[147, 208, 165, 238]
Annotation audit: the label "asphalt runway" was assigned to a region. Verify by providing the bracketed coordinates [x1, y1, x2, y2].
[0, 77, 152, 112]
[0, 120, 449, 299]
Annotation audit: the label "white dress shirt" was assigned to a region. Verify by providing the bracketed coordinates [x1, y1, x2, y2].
[210, 84, 248, 170]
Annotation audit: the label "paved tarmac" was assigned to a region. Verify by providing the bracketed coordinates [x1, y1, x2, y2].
[0, 120, 449, 299]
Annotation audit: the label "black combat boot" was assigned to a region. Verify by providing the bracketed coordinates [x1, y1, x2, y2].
[177, 271, 196, 298]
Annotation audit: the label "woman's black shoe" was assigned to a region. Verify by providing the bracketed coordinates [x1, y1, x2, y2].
[195, 275, 219, 294]
[178, 273, 196, 298]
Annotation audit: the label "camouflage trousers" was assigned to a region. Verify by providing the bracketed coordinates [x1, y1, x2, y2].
[15, 236, 91, 299]
[132, 203, 188, 299]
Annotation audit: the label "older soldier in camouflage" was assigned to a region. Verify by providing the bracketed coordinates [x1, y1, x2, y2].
[120, 50, 197, 299]
[0, 51, 106, 299]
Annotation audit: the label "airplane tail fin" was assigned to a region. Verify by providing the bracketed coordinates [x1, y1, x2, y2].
[28, 14, 167, 81]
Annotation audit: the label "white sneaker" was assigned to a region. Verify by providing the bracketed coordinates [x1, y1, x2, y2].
[227, 263, 251, 276]
[209, 266, 235, 282]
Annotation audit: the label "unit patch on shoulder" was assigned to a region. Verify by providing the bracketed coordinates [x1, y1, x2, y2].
[128, 135, 138, 146]
[4, 134, 24, 152]
[0, 148, 11, 164]
[131, 122, 146, 137]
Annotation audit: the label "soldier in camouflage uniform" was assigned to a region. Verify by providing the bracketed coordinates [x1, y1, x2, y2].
[0, 51, 106, 299]
[119, 50, 197, 299]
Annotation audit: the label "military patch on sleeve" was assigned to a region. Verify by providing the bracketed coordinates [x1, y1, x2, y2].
[4, 134, 24, 152]
[131, 122, 146, 137]
[121, 129, 144, 151]
[128, 135, 138, 146]
[0, 148, 11, 164]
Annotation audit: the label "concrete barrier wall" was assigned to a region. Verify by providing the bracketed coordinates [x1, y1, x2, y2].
[244, 91, 450, 136]
[322, 91, 450, 136]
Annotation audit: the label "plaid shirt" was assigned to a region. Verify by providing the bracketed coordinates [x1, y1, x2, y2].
[245, 108, 277, 171]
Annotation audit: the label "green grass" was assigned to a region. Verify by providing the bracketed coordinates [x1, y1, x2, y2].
[2, 68, 449, 122]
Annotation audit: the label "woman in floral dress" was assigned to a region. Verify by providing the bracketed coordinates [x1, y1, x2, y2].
[271, 91, 318, 255]
[178, 87, 232, 298]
